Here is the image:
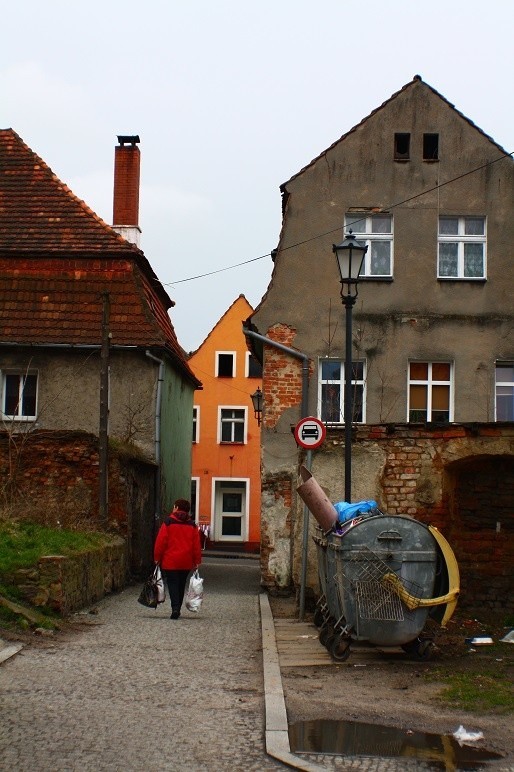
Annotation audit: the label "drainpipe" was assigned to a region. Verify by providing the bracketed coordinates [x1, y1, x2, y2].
[242, 327, 311, 620]
[145, 351, 164, 534]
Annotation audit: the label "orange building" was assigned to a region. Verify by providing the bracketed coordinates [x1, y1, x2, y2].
[189, 295, 262, 552]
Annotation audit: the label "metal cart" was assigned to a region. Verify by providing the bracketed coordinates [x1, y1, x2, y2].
[317, 513, 459, 662]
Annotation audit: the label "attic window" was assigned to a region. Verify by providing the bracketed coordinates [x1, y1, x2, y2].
[217, 352, 235, 378]
[423, 133, 439, 161]
[394, 133, 410, 161]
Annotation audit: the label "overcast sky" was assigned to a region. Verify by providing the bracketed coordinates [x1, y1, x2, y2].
[2, 1, 513, 352]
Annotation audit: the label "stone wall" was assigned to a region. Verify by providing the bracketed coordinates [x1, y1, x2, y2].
[9, 538, 127, 615]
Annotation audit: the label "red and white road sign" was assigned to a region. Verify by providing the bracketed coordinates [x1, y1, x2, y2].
[294, 416, 326, 450]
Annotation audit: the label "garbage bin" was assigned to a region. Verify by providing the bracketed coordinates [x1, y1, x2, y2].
[320, 513, 459, 662]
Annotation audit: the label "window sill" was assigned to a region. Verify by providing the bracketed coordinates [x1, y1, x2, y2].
[437, 277, 486, 283]
[219, 441, 245, 445]
[359, 276, 394, 283]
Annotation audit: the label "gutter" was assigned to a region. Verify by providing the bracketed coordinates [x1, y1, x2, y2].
[243, 326, 312, 619]
[242, 328, 309, 418]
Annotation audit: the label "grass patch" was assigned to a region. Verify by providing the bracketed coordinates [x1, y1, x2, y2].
[0, 520, 110, 575]
[427, 666, 514, 714]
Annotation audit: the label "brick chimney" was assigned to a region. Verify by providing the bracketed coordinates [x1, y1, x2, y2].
[112, 135, 141, 247]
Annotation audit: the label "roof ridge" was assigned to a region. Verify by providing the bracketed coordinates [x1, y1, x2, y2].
[281, 76, 510, 189]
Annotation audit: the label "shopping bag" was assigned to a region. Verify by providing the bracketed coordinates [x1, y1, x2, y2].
[138, 565, 165, 608]
[185, 569, 204, 613]
[155, 565, 166, 603]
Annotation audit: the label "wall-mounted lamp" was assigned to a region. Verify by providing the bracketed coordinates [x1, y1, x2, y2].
[251, 387, 263, 426]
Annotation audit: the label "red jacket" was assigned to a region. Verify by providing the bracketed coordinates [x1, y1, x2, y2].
[154, 512, 202, 571]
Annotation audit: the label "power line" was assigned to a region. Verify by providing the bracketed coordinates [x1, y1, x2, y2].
[160, 150, 513, 287]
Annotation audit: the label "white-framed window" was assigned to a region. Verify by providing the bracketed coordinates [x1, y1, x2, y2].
[190, 477, 200, 522]
[495, 362, 514, 421]
[408, 362, 453, 423]
[216, 351, 236, 377]
[438, 216, 486, 279]
[245, 351, 262, 378]
[1, 371, 38, 420]
[192, 406, 199, 443]
[318, 359, 366, 424]
[218, 406, 247, 444]
[344, 213, 393, 277]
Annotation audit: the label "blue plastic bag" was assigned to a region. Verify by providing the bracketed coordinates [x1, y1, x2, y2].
[334, 499, 378, 523]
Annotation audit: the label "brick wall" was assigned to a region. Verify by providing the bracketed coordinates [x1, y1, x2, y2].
[0, 430, 156, 576]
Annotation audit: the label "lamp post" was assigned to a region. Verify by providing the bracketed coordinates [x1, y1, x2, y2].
[251, 387, 263, 426]
[333, 230, 368, 503]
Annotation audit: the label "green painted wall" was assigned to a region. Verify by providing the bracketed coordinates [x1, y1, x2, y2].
[159, 362, 195, 513]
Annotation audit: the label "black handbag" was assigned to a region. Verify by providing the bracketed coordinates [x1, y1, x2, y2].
[137, 565, 163, 608]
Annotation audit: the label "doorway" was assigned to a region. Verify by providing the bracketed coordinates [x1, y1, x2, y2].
[213, 479, 248, 542]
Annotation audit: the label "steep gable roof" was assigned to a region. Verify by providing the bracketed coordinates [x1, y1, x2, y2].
[0, 129, 141, 255]
[189, 294, 254, 356]
[281, 75, 511, 191]
[0, 129, 200, 387]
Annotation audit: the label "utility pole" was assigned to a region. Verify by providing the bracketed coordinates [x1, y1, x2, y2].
[99, 292, 110, 528]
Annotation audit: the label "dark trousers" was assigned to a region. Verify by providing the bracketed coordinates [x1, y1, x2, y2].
[162, 569, 190, 613]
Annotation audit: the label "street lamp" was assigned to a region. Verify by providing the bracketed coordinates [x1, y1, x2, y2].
[251, 387, 263, 426]
[333, 230, 368, 503]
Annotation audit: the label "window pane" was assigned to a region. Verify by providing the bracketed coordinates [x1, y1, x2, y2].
[321, 384, 341, 422]
[352, 361, 364, 380]
[352, 385, 363, 422]
[21, 374, 37, 416]
[370, 241, 391, 275]
[345, 214, 366, 233]
[432, 385, 450, 410]
[218, 354, 234, 377]
[221, 422, 231, 442]
[248, 354, 262, 378]
[410, 384, 427, 410]
[439, 243, 458, 276]
[497, 387, 514, 421]
[222, 516, 242, 536]
[4, 374, 20, 415]
[371, 215, 391, 233]
[223, 492, 242, 512]
[465, 217, 485, 236]
[464, 243, 484, 277]
[496, 364, 514, 382]
[432, 363, 451, 381]
[410, 408, 427, 422]
[233, 422, 244, 443]
[431, 409, 449, 423]
[410, 363, 428, 380]
[321, 361, 341, 380]
[439, 217, 459, 235]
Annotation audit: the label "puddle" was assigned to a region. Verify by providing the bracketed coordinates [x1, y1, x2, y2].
[289, 719, 504, 770]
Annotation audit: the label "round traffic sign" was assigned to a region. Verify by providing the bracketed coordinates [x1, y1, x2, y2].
[294, 416, 326, 449]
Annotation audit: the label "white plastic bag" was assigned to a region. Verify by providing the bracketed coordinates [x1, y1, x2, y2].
[185, 569, 203, 613]
[155, 565, 166, 603]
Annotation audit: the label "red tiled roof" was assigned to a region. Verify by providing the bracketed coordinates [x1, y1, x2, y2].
[0, 129, 200, 387]
[0, 129, 140, 254]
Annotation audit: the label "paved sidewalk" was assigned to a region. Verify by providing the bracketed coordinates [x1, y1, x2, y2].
[0, 557, 283, 771]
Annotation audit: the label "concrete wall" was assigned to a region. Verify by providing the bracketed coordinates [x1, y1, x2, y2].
[251, 79, 514, 608]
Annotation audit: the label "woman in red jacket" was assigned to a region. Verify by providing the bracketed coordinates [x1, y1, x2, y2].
[154, 498, 202, 619]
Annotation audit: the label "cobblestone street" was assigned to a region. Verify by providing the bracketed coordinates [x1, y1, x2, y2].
[0, 557, 283, 771]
